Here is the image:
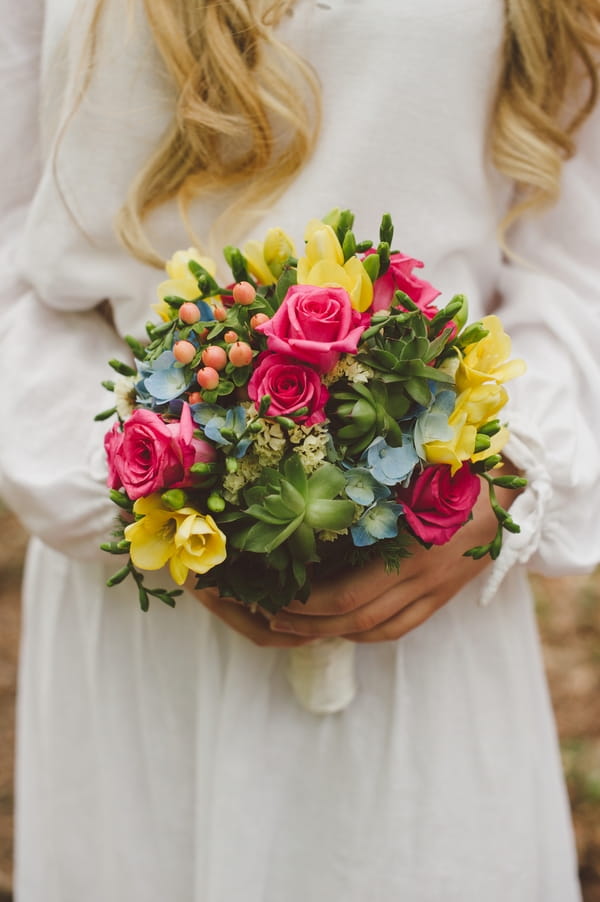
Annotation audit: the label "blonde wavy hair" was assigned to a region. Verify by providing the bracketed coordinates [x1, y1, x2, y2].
[493, 0, 600, 233]
[80, 0, 600, 264]
[107, 0, 321, 265]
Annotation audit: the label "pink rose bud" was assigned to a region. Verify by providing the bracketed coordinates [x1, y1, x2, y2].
[201, 345, 228, 370]
[213, 305, 227, 322]
[232, 281, 256, 305]
[173, 340, 197, 364]
[250, 313, 270, 329]
[197, 367, 220, 390]
[228, 341, 253, 367]
[188, 391, 203, 404]
[179, 303, 201, 324]
[224, 330, 238, 343]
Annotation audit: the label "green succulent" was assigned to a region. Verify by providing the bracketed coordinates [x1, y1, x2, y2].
[358, 300, 455, 409]
[326, 380, 407, 457]
[229, 454, 355, 585]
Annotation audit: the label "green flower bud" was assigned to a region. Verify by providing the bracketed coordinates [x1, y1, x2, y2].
[160, 489, 188, 510]
[108, 358, 137, 377]
[474, 434, 492, 453]
[207, 492, 226, 512]
[106, 564, 132, 587]
[362, 252, 380, 283]
[379, 212, 394, 246]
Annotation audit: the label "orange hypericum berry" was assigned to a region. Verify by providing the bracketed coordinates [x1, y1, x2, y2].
[228, 341, 253, 367]
[201, 345, 228, 370]
[250, 313, 270, 329]
[232, 281, 256, 305]
[179, 303, 201, 324]
[196, 367, 220, 390]
[173, 340, 196, 364]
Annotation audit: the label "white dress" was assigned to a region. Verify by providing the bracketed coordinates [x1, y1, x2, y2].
[2, 1, 600, 899]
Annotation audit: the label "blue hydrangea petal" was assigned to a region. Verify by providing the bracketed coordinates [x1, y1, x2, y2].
[140, 351, 191, 403]
[365, 436, 418, 486]
[351, 501, 404, 546]
[414, 389, 456, 458]
[344, 467, 390, 506]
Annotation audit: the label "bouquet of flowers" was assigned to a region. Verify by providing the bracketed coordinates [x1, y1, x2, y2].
[99, 209, 526, 713]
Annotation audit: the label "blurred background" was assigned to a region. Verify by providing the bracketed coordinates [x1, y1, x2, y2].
[0, 499, 599, 901]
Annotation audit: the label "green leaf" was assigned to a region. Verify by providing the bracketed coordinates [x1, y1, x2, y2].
[231, 365, 251, 387]
[306, 463, 345, 502]
[282, 453, 308, 497]
[216, 379, 234, 396]
[187, 260, 221, 296]
[244, 503, 289, 525]
[274, 267, 297, 307]
[367, 348, 399, 370]
[404, 378, 431, 406]
[304, 499, 355, 530]
[287, 521, 318, 563]
[237, 516, 303, 553]
[279, 477, 307, 516]
[223, 246, 252, 284]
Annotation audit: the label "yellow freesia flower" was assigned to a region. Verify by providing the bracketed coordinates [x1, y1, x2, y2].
[124, 494, 227, 585]
[243, 228, 296, 285]
[154, 249, 218, 322]
[297, 220, 373, 313]
[456, 315, 526, 392]
[424, 385, 510, 474]
[459, 382, 509, 428]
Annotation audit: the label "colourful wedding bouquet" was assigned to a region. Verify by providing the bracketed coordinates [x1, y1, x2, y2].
[99, 209, 526, 711]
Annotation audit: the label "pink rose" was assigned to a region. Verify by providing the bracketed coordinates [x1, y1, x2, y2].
[247, 353, 329, 426]
[104, 404, 215, 500]
[397, 463, 481, 545]
[105, 423, 125, 490]
[367, 250, 441, 316]
[256, 284, 367, 373]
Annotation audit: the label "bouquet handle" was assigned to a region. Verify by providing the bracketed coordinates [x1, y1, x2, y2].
[287, 638, 357, 714]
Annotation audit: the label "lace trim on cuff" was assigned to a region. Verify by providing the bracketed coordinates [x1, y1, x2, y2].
[479, 413, 553, 606]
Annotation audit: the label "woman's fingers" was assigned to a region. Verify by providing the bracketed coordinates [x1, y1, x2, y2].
[271, 573, 421, 637]
[283, 555, 412, 617]
[190, 586, 315, 648]
[345, 594, 441, 643]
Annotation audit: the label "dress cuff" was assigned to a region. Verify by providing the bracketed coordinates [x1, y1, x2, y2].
[479, 412, 553, 605]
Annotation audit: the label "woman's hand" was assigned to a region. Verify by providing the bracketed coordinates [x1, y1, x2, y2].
[185, 578, 318, 648]
[268, 475, 521, 643]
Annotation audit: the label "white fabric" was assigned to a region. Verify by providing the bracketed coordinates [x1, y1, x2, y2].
[2, 0, 599, 899]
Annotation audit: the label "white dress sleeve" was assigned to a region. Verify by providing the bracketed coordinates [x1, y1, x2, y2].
[481, 101, 600, 599]
[0, 0, 125, 558]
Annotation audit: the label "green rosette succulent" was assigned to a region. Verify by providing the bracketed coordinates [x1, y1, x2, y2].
[358, 300, 456, 406]
[326, 380, 407, 457]
[229, 454, 355, 588]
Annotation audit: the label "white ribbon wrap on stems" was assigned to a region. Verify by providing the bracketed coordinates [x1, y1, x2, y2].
[287, 637, 357, 714]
